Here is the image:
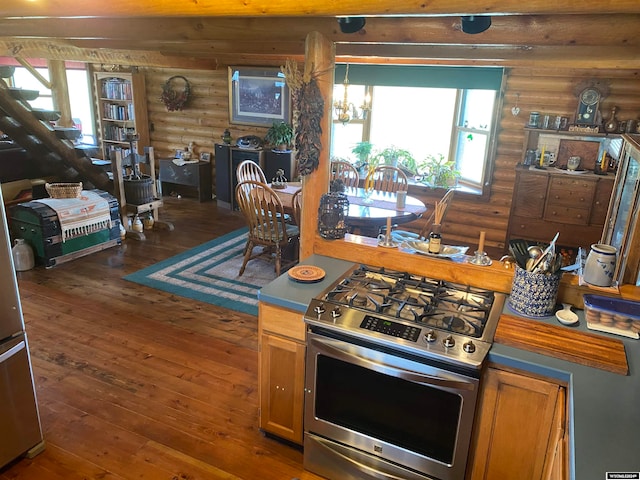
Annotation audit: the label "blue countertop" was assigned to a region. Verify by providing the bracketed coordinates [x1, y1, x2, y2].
[258, 255, 640, 480]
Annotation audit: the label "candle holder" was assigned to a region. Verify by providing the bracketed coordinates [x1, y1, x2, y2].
[468, 250, 492, 266]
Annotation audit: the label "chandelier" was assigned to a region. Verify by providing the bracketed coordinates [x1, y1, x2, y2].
[333, 64, 371, 125]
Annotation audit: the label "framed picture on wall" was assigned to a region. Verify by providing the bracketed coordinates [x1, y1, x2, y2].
[228, 66, 291, 126]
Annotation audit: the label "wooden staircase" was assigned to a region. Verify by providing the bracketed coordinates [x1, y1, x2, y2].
[0, 75, 111, 191]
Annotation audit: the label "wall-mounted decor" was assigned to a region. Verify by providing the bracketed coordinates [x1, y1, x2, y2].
[161, 75, 191, 111]
[228, 66, 290, 126]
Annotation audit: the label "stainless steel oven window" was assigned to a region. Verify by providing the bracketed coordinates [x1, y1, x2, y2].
[315, 354, 461, 464]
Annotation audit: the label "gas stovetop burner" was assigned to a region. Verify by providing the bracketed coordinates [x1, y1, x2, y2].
[305, 265, 506, 370]
[323, 265, 495, 338]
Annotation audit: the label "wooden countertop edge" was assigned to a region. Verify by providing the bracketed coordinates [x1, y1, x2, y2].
[495, 314, 629, 376]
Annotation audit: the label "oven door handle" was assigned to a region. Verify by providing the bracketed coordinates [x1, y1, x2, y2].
[310, 336, 474, 391]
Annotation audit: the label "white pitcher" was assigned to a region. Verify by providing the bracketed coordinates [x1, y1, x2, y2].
[583, 244, 617, 287]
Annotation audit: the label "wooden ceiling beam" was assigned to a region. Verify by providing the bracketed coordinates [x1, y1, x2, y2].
[0, 39, 219, 70]
[337, 45, 640, 69]
[1, 15, 639, 48]
[68, 39, 307, 57]
[1, 0, 639, 18]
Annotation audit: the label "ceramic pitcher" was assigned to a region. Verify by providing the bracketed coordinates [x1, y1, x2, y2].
[583, 244, 617, 287]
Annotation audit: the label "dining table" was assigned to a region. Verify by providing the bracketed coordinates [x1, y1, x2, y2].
[343, 187, 427, 237]
[271, 183, 427, 237]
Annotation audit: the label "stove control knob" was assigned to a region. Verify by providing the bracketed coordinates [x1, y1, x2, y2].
[424, 330, 437, 343]
[443, 336, 455, 348]
[463, 341, 476, 353]
[330, 307, 342, 319]
[314, 303, 326, 315]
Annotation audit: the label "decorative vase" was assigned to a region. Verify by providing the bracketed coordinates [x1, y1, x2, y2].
[604, 106, 619, 133]
[12, 238, 35, 271]
[143, 214, 155, 230]
[583, 244, 617, 287]
[132, 215, 144, 233]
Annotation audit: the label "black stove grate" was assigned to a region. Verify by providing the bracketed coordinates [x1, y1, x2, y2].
[323, 265, 495, 338]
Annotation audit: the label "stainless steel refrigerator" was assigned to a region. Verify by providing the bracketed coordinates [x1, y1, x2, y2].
[0, 188, 45, 468]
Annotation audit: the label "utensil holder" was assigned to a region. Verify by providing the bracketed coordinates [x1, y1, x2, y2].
[508, 265, 562, 317]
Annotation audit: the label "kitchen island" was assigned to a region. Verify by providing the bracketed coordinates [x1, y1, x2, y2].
[258, 254, 640, 480]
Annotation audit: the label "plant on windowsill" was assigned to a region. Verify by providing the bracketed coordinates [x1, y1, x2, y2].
[418, 153, 460, 188]
[264, 121, 294, 152]
[351, 141, 373, 174]
[371, 146, 417, 176]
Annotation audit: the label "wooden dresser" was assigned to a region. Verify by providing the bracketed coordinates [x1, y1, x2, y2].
[506, 165, 614, 250]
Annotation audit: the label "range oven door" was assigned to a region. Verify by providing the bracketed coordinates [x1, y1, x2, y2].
[304, 329, 479, 480]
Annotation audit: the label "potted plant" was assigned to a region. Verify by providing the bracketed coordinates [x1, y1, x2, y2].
[419, 153, 460, 188]
[371, 146, 417, 175]
[264, 121, 294, 151]
[351, 141, 373, 173]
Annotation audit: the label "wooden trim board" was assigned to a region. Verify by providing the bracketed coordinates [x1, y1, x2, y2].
[495, 314, 629, 375]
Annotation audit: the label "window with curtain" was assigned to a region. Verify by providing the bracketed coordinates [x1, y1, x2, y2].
[330, 65, 504, 196]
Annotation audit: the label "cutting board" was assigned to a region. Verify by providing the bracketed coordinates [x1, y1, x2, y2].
[495, 314, 628, 375]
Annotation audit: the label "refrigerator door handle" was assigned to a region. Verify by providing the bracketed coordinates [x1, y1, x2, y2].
[0, 340, 26, 363]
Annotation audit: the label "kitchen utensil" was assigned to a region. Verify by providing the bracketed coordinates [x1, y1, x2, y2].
[527, 245, 543, 259]
[556, 304, 579, 326]
[509, 239, 531, 269]
[530, 232, 559, 273]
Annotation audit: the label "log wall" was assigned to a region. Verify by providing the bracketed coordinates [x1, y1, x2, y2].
[98, 63, 640, 251]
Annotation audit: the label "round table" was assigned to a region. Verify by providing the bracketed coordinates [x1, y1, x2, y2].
[345, 187, 427, 237]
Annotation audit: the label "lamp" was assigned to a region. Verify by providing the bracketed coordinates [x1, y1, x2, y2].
[461, 15, 492, 34]
[333, 64, 372, 125]
[338, 17, 366, 34]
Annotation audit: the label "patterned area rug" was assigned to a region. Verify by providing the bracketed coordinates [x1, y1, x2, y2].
[124, 228, 277, 316]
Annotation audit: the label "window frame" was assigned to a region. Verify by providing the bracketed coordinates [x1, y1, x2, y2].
[331, 82, 503, 199]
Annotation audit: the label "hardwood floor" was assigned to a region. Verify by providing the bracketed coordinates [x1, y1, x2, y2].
[1, 197, 322, 480]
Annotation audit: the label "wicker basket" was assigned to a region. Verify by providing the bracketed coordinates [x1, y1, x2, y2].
[45, 182, 83, 199]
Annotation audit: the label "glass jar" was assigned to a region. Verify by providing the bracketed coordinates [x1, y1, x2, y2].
[428, 224, 442, 254]
[12, 238, 35, 271]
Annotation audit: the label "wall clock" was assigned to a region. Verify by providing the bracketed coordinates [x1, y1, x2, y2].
[576, 87, 602, 125]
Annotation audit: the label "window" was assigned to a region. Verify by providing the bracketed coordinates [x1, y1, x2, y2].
[330, 65, 504, 195]
[7, 63, 95, 144]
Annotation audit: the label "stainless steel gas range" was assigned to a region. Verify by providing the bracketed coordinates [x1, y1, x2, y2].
[303, 264, 506, 480]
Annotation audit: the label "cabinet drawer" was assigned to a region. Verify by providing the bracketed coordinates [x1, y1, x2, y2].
[544, 205, 590, 225]
[547, 177, 595, 207]
[259, 302, 306, 342]
[509, 215, 602, 248]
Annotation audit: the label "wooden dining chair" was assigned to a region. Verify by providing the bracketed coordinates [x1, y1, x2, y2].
[371, 165, 408, 193]
[235, 180, 300, 277]
[292, 188, 303, 227]
[331, 160, 360, 189]
[236, 160, 267, 196]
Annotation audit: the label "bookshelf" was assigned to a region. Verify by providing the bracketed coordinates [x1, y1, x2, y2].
[94, 71, 149, 158]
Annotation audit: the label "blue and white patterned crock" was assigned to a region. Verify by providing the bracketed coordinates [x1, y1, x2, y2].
[508, 265, 562, 317]
[583, 243, 617, 287]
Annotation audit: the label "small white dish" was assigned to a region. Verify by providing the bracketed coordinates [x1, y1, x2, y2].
[556, 304, 579, 326]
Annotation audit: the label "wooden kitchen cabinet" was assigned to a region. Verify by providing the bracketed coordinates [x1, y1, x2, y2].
[467, 366, 568, 480]
[258, 302, 306, 444]
[506, 166, 613, 249]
